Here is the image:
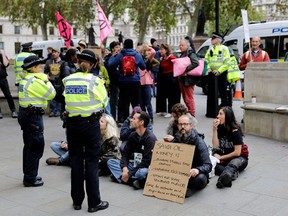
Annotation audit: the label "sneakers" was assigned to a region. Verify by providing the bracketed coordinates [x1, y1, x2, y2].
[49, 112, 55, 117]
[12, 111, 18, 118]
[54, 111, 61, 117]
[216, 173, 232, 188]
[164, 113, 172, 118]
[0, 112, 17, 119]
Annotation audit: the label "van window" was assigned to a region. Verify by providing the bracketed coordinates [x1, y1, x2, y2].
[279, 36, 288, 59]
[243, 36, 279, 60]
[197, 46, 209, 58]
[223, 40, 240, 61]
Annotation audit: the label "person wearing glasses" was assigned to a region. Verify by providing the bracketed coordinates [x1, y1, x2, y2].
[164, 114, 212, 197]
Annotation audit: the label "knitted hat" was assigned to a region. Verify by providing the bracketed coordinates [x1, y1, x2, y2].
[124, 39, 134, 49]
[130, 106, 142, 118]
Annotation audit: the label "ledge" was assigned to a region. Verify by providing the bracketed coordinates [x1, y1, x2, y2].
[241, 103, 288, 114]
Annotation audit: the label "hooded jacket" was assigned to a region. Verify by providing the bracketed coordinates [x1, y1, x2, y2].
[108, 48, 146, 84]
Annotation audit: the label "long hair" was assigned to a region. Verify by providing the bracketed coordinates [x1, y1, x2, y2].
[221, 106, 243, 136]
[101, 114, 119, 142]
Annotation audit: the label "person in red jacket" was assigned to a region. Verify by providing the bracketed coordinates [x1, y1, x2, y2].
[239, 36, 270, 70]
[156, 44, 181, 118]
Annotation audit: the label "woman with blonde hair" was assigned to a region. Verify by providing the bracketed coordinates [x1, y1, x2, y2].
[99, 113, 120, 176]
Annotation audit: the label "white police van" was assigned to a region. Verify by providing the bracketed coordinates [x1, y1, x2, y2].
[31, 39, 80, 58]
[197, 20, 288, 62]
[196, 20, 288, 94]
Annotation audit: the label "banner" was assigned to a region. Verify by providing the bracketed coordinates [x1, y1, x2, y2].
[241, 9, 250, 43]
[97, 2, 113, 43]
[55, 10, 72, 47]
[143, 141, 195, 204]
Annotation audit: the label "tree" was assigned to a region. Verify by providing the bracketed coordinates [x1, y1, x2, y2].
[128, 0, 178, 43]
[0, 0, 94, 40]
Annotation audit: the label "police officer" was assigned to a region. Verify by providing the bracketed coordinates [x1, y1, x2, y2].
[205, 32, 230, 108]
[18, 56, 56, 187]
[14, 42, 36, 86]
[226, 47, 241, 107]
[63, 49, 109, 213]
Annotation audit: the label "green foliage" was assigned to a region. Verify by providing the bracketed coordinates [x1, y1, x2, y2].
[128, 0, 178, 42]
[203, 0, 264, 36]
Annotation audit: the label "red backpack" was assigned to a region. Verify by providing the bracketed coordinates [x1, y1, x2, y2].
[122, 55, 136, 76]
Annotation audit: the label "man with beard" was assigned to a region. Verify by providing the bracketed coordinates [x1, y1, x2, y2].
[164, 114, 212, 197]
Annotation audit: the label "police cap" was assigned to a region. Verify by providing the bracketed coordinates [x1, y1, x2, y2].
[22, 56, 43, 70]
[21, 42, 33, 49]
[211, 32, 223, 40]
[77, 49, 97, 64]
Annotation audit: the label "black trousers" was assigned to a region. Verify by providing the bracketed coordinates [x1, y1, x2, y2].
[156, 72, 181, 113]
[217, 72, 228, 107]
[188, 173, 209, 190]
[66, 117, 102, 208]
[0, 78, 16, 112]
[18, 108, 44, 182]
[118, 83, 141, 122]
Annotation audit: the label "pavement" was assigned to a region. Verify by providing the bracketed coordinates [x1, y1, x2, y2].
[1, 75, 288, 215]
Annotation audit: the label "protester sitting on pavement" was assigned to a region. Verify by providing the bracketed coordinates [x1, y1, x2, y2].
[107, 111, 157, 189]
[98, 113, 120, 176]
[164, 114, 212, 197]
[119, 106, 153, 154]
[212, 106, 248, 188]
[166, 103, 189, 136]
[46, 114, 120, 171]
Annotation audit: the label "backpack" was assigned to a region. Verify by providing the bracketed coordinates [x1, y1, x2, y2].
[122, 55, 136, 76]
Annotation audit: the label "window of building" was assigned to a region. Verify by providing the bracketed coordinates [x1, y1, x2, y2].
[0, 25, 2, 34]
[49, 27, 54, 35]
[15, 42, 21, 54]
[0, 42, 4, 49]
[14, 25, 20, 34]
[73, 28, 77, 36]
[32, 27, 38, 35]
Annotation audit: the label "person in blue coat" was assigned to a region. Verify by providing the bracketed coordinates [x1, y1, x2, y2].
[108, 38, 146, 123]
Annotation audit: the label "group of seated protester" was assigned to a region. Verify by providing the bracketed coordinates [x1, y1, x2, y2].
[46, 103, 248, 196]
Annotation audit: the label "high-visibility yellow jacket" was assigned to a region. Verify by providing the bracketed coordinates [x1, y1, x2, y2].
[227, 56, 240, 83]
[205, 44, 230, 74]
[14, 52, 36, 85]
[63, 72, 108, 117]
[18, 73, 56, 108]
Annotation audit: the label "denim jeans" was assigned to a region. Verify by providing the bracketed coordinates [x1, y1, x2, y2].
[49, 99, 61, 113]
[107, 159, 148, 183]
[109, 83, 119, 121]
[50, 141, 69, 164]
[140, 85, 153, 120]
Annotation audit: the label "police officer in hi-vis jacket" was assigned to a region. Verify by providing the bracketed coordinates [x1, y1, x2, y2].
[18, 56, 56, 187]
[63, 49, 109, 213]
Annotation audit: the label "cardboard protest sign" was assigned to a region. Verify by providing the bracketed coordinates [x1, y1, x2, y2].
[143, 141, 195, 204]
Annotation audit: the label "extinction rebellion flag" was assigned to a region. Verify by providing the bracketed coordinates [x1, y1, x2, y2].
[97, 1, 113, 43]
[55, 10, 72, 47]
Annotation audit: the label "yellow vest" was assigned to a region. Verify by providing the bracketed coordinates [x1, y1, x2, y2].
[63, 72, 108, 117]
[227, 56, 240, 83]
[18, 73, 56, 108]
[14, 52, 36, 85]
[205, 44, 230, 74]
